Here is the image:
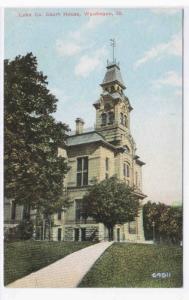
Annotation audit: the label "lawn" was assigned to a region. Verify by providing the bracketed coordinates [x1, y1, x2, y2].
[4, 240, 94, 285]
[79, 243, 183, 288]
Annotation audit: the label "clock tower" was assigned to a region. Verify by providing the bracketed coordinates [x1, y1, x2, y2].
[94, 60, 135, 153]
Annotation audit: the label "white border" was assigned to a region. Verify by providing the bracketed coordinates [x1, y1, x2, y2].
[0, 1, 189, 300]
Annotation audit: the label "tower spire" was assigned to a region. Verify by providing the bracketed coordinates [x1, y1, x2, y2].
[110, 38, 116, 64]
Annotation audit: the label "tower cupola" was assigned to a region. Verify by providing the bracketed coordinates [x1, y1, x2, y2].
[93, 39, 133, 146]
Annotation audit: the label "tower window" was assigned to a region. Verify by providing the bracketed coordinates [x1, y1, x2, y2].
[77, 157, 88, 186]
[101, 113, 107, 126]
[124, 115, 127, 127]
[108, 112, 114, 124]
[111, 85, 115, 93]
[120, 113, 124, 125]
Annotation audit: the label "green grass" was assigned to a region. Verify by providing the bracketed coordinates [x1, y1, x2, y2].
[79, 243, 183, 288]
[4, 240, 94, 285]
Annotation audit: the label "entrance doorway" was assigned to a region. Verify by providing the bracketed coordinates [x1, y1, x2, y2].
[74, 228, 79, 241]
[117, 228, 120, 242]
[58, 228, 62, 241]
[81, 228, 86, 241]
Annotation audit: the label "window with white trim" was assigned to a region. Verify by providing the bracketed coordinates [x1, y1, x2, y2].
[77, 157, 88, 186]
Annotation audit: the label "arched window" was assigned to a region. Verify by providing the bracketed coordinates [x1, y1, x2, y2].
[101, 113, 107, 126]
[108, 112, 114, 124]
[123, 163, 130, 178]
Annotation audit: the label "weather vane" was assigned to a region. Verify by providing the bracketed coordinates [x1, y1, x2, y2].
[110, 38, 116, 63]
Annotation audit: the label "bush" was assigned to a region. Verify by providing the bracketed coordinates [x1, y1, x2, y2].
[17, 220, 34, 240]
[4, 220, 34, 242]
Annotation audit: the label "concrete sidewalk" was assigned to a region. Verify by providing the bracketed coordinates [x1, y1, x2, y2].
[7, 241, 113, 288]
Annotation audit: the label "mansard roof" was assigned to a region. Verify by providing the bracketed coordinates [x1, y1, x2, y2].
[100, 63, 126, 89]
[66, 131, 117, 151]
[66, 131, 104, 146]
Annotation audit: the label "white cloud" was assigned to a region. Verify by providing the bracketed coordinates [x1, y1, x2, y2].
[55, 12, 108, 58]
[134, 32, 182, 69]
[154, 71, 182, 88]
[74, 48, 107, 77]
[151, 8, 180, 15]
[56, 39, 82, 57]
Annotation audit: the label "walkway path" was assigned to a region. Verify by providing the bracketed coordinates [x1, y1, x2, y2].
[8, 241, 113, 288]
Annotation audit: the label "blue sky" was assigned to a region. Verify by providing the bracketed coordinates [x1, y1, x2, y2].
[4, 8, 183, 205]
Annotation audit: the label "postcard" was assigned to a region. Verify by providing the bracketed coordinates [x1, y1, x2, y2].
[2, 6, 183, 290]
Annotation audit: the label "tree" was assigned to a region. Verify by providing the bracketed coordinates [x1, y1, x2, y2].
[143, 201, 167, 241]
[4, 53, 70, 218]
[83, 176, 140, 240]
[143, 201, 182, 244]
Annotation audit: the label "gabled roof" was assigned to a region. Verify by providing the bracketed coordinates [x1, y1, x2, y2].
[100, 63, 126, 89]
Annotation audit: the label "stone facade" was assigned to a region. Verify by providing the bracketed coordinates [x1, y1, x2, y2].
[52, 61, 146, 242]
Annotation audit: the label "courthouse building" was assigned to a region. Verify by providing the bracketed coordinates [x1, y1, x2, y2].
[4, 58, 147, 242]
[52, 58, 146, 242]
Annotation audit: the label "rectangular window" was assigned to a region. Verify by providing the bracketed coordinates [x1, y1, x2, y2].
[57, 210, 62, 220]
[77, 157, 88, 186]
[105, 157, 109, 179]
[57, 228, 62, 241]
[11, 201, 16, 220]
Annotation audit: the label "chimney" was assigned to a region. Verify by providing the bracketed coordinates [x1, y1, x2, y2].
[75, 118, 84, 135]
